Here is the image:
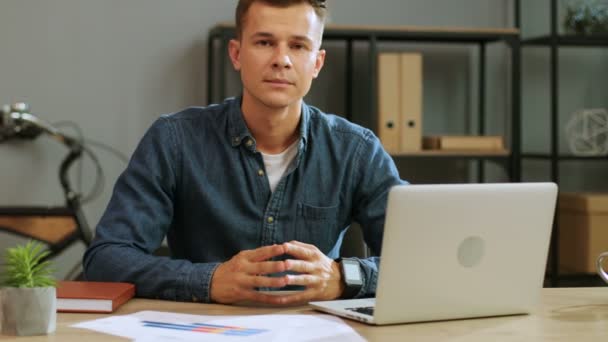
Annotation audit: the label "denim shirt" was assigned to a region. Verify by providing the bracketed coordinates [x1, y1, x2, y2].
[83, 97, 405, 303]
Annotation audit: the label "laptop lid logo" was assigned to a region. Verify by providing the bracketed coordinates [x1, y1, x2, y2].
[457, 236, 485, 268]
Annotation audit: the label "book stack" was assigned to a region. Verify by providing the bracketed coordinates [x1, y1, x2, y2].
[422, 135, 505, 152]
[377, 52, 423, 154]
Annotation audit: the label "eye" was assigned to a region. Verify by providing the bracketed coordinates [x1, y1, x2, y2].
[291, 43, 308, 51]
[256, 40, 272, 47]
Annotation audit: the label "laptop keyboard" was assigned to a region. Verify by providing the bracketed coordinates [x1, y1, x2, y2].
[346, 306, 374, 316]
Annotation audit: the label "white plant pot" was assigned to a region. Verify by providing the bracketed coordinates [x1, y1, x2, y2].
[0, 287, 56, 336]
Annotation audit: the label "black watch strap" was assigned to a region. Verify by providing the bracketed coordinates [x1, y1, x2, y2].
[337, 257, 363, 299]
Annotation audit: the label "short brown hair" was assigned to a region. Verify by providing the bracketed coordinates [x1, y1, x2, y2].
[235, 0, 328, 38]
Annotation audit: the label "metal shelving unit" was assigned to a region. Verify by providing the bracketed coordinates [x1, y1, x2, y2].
[516, 0, 608, 286]
[207, 23, 521, 181]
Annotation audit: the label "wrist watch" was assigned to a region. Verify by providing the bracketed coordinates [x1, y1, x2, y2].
[337, 257, 363, 299]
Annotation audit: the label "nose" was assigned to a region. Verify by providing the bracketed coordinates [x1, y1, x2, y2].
[271, 45, 292, 70]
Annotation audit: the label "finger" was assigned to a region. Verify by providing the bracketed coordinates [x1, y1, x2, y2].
[283, 242, 317, 261]
[240, 289, 294, 305]
[243, 274, 288, 288]
[284, 259, 316, 274]
[285, 274, 318, 287]
[243, 244, 286, 262]
[246, 260, 287, 275]
[272, 289, 318, 305]
[289, 240, 317, 249]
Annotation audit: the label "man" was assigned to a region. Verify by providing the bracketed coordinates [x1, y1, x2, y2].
[83, 0, 405, 305]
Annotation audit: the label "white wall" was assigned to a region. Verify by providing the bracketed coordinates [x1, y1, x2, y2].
[6, 0, 605, 277]
[13, 0, 608, 278]
[0, 0, 512, 234]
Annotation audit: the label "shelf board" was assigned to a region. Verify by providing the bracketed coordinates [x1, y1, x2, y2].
[522, 153, 608, 161]
[0, 206, 73, 216]
[210, 22, 519, 43]
[544, 273, 607, 288]
[392, 149, 510, 158]
[522, 34, 608, 47]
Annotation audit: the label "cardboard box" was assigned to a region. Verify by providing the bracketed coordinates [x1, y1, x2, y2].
[559, 192, 608, 273]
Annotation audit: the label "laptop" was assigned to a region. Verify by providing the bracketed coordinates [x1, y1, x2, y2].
[310, 182, 557, 325]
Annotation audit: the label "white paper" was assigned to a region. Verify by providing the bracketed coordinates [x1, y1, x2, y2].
[72, 310, 365, 342]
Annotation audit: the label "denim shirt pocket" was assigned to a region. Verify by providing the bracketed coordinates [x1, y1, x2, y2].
[295, 202, 339, 253]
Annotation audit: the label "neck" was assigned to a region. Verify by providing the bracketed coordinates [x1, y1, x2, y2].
[241, 97, 302, 154]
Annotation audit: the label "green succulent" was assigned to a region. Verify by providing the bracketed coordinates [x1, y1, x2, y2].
[2, 241, 56, 288]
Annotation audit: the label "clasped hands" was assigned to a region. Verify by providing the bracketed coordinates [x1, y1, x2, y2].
[210, 241, 345, 305]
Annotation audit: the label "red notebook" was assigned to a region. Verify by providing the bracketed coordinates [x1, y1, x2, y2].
[56, 281, 135, 313]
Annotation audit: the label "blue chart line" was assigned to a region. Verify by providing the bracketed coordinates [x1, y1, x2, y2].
[141, 320, 268, 336]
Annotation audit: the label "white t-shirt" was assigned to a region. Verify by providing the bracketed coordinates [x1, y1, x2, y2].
[261, 140, 299, 193]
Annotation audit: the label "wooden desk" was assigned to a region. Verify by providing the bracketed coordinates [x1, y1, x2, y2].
[1, 288, 607, 341]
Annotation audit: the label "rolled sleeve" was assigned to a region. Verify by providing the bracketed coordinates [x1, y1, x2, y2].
[187, 263, 222, 303]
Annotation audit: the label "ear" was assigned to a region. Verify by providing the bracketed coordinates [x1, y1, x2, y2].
[228, 39, 242, 71]
[312, 49, 326, 79]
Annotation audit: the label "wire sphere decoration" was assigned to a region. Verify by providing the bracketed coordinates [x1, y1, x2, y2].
[565, 108, 608, 156]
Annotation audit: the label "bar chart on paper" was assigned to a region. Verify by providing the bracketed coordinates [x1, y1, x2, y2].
[142, 320, 268, 336]
[72, 310, 365, 341]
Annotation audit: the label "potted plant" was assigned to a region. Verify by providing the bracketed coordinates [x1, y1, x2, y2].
[1, 241, 57, 336]
[564, 0, 608, 35]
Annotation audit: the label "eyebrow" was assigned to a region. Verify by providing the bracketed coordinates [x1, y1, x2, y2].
[250, 32, 314, 45]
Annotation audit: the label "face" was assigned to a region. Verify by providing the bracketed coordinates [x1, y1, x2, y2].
[229, 2, 326, 112]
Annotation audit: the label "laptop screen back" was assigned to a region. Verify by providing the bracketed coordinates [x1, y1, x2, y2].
[373, 183, 557, 325]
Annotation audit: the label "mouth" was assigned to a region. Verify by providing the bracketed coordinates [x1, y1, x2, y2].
[265, 79, 293, 86]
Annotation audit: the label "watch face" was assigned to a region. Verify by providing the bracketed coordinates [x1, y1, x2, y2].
[343, 261, 361, 281]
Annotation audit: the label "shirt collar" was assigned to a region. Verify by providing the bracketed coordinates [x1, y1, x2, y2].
[227, 96, 310, 149]
[227, 96, 252, 147]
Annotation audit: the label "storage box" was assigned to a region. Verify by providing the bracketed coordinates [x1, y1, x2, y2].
[559, 192, 608, 273]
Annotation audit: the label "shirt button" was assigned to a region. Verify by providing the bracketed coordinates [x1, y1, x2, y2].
[258, 169, 265, 176]
[246, 139, 254, 147]
[232, 137, 240, 144]
[267, 216, 274, 224]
